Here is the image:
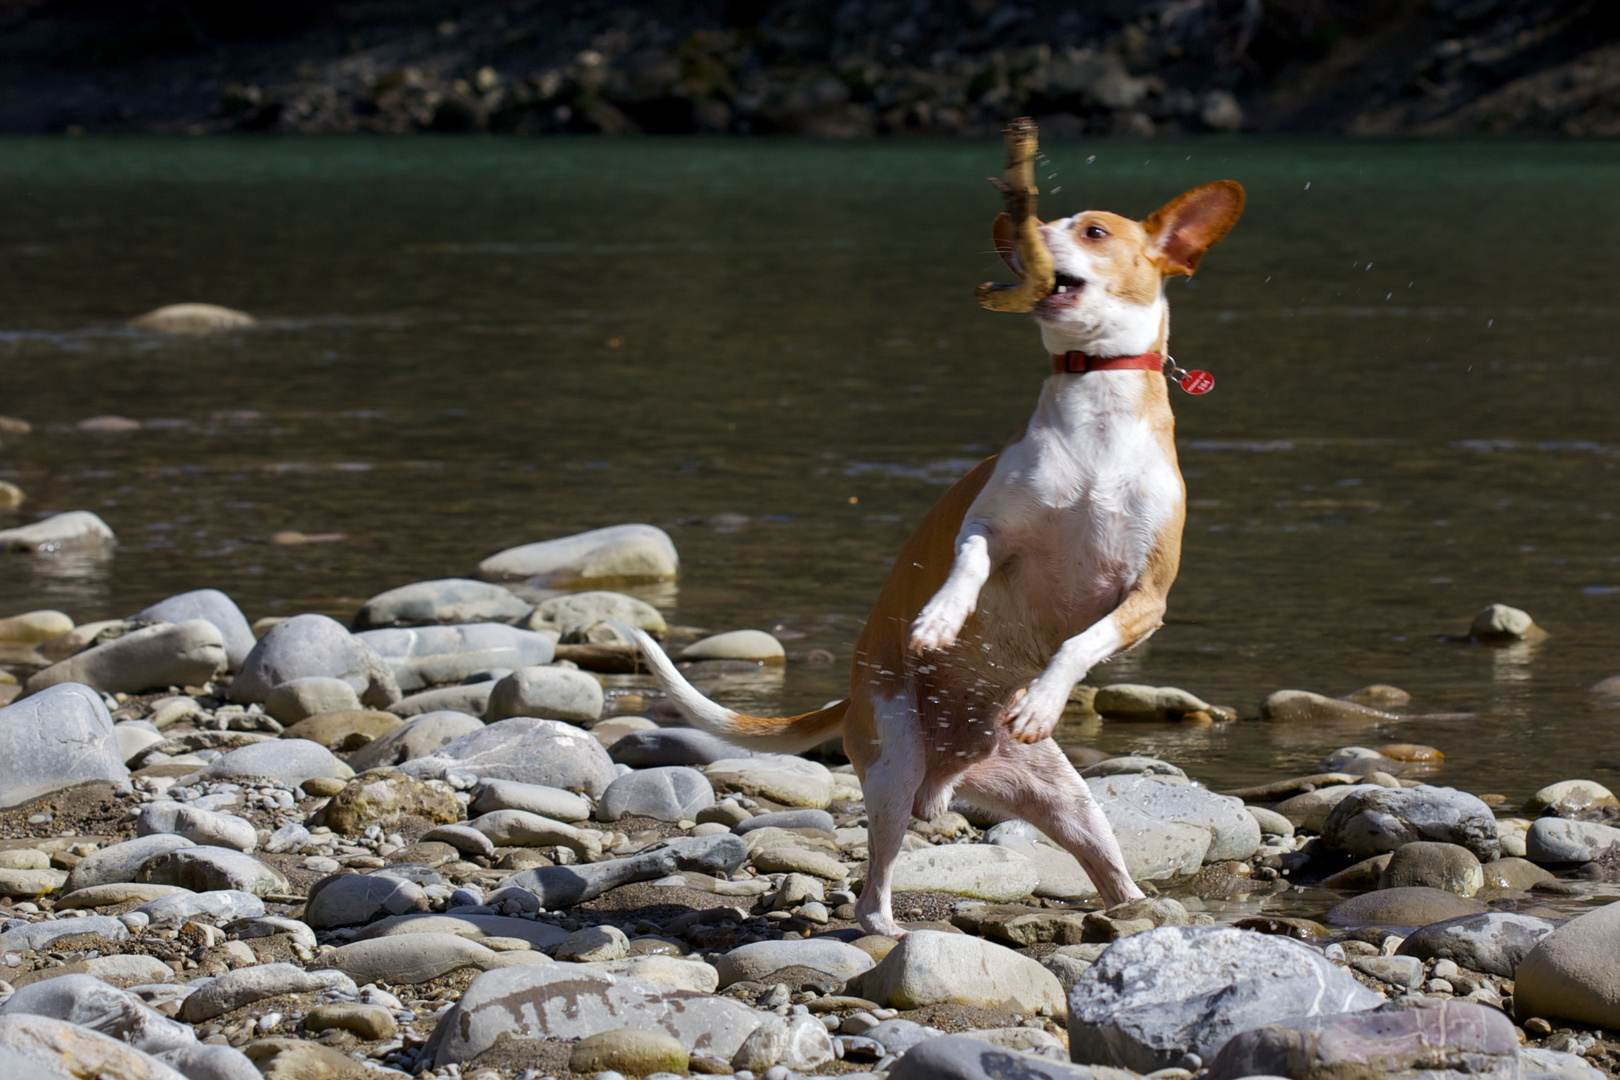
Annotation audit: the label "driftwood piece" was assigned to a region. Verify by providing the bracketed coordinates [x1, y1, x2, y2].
[974, 116, 1056, 313]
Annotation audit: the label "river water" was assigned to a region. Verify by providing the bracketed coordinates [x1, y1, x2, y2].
[1, 137, 1617, 802]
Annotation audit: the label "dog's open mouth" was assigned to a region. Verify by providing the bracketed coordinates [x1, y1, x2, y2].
[1051, 271, 1084, 295]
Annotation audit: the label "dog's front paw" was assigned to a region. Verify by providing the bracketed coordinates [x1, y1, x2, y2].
[909, 599, 968, 653]
[998, 680, 1068, 744]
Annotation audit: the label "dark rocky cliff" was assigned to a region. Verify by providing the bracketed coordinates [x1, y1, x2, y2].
[2, 0, 1616, 136]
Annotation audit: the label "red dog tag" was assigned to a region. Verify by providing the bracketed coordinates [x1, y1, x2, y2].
[1179, 370, 1215, 395]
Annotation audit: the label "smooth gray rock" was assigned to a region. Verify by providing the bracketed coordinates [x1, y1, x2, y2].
[855, 930, 1064, 1015]
[0, 510, 115, 553]
[705, 755, 833, 809]
[353, 579, 531, 630]
[346, 709, 485, 771]
[356, 623, 556, 693]
[497, 835, 748, 907]
[262, 677, 362, 724]
[1513, 899, 1620, 1028]
[609, 728, 751, 767]
[1525, 817, 1620, 863]
[398, 716, 617, 797]
[197, 739, 350, 789]
[1327, 886, 1487, 927]
[1080, 756, 1189, 780]
[599, 766, 714, 823]
[230, 614, 399, 707]
[715, 939, 875, 987]
[0, 916, 128, 954]
[353, 912, 568, 951]
[419, 824, 496, 858]
[313, 933, 524, 985]
[476, 523, 679, 585]
[468, 778, 592, 822]
[1089, 774, 1261, 862]
[878, 844, 1038, 902]
[425, 962, 765, 1067]
[136, 890, 266, 927]
[155, 1043, 262, 1080]
[1395, 912, 1556, 980]
[223, 916, 317, 951]
[133, 590, 255, 672]
[137, 803, 257, 852]
[0, 682, 130, 809]
[528, 591, 666, 639]
[485, 665, 604, 724]
[890, 1035, 1131, 1080]
[0, 974, 194, 1055]
[179, 963, 355, 1023]
[137, 846, 288, 896]
[303, 872, 432, 929]
[67, 834, 195, 892]
[1521, 1047, 1607, 1080]
[1350, 955, 1424, 989]
[734, 809, 837, 835]
[1322, 785, 1500, 861]
[387, 683, 498, 718]
[1206, 999, 1518, 1080]
[1067, 926, 1381, 1072]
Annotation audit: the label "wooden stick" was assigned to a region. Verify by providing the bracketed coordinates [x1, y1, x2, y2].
[975, 117, 1055, 313]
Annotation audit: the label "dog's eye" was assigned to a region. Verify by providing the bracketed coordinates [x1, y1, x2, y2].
[1083, 225, 1109, 240]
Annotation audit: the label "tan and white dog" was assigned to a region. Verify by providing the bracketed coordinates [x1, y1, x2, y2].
[632, 180, 1245, 937]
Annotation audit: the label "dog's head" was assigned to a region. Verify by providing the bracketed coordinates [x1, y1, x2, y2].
[993, 180, 1245, 357]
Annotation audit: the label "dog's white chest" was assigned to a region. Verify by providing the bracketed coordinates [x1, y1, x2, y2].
[978, 374, 1181, 631]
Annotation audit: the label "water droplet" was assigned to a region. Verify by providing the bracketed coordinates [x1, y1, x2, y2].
[1086, 155, 1096, 164]
[1303, 181, 1311, 190]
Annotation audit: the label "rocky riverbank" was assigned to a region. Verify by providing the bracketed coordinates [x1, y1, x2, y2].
[2, 0, 1617, 137]
[1, 508, 1619, 1080]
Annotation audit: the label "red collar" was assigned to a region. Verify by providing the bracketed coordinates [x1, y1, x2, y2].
[1051, 350, 1163, 375]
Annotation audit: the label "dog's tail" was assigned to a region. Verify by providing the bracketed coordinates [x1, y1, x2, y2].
[629, 628, 847, 754]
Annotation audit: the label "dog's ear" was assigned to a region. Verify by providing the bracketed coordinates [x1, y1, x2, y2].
[992, 211, 1026, 278]
[1143, 181, 1245, 276]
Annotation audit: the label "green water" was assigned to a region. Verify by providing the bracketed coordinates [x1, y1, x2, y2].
[1, 137, 1617, 800]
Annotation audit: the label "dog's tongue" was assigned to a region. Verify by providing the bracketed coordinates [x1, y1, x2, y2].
[976, 117, 1056, 313]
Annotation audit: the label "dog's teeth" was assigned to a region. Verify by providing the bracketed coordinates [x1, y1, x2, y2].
[1056, 285, 1067, 294]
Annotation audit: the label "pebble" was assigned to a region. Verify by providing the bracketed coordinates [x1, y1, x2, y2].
[1321, 785, 1500, 861]
[1376, 841, 1485, 896]
[874, 844, 1038, 902]
[353, 578, 532, 630]
[854, 930, 1065, 1016]
[231, 613, 400, 707]
[303, 1003, 397, 1041]
[1525, 817, 1620, 862]
[716, 940, 876, 987]
[357, 623, 557, 693]
[1327, 887, 1487, 927]
[179, 963, 356, 1022]
[1395, 911, 1557, 977]
[529, 591, 667, 638]
[1524, 779, 1619, 817]
[569, 1028, 689, 1077]
[398, 716, 618, 796]
[610, 727, 750, 767]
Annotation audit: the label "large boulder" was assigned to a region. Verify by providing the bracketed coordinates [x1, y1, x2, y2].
[477, 524, 679, 585]
[132, 589, 256, 671]
[24, 621, 226, 697]
[1321, 785, 1499, 861]
[1514, 900, 1620, 1028]
[1206, 999, 1518, 1080]
[356, 624, 556, 692]
[0, 682, 129, 808]
[231, 614, 398, 707]
[425, 963, 768, 1067]
[352, 579, 531, 630]
[398, 717, 617, 797]
[1067, 927, 1381, 1072]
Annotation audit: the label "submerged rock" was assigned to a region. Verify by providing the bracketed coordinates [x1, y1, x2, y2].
[129, 303, 255, 333]
[477, 523, 679, 585]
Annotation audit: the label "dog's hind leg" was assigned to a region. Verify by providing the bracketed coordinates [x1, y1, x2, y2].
[853, 691, 926, 938]
[956, 740, 1143, 906]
